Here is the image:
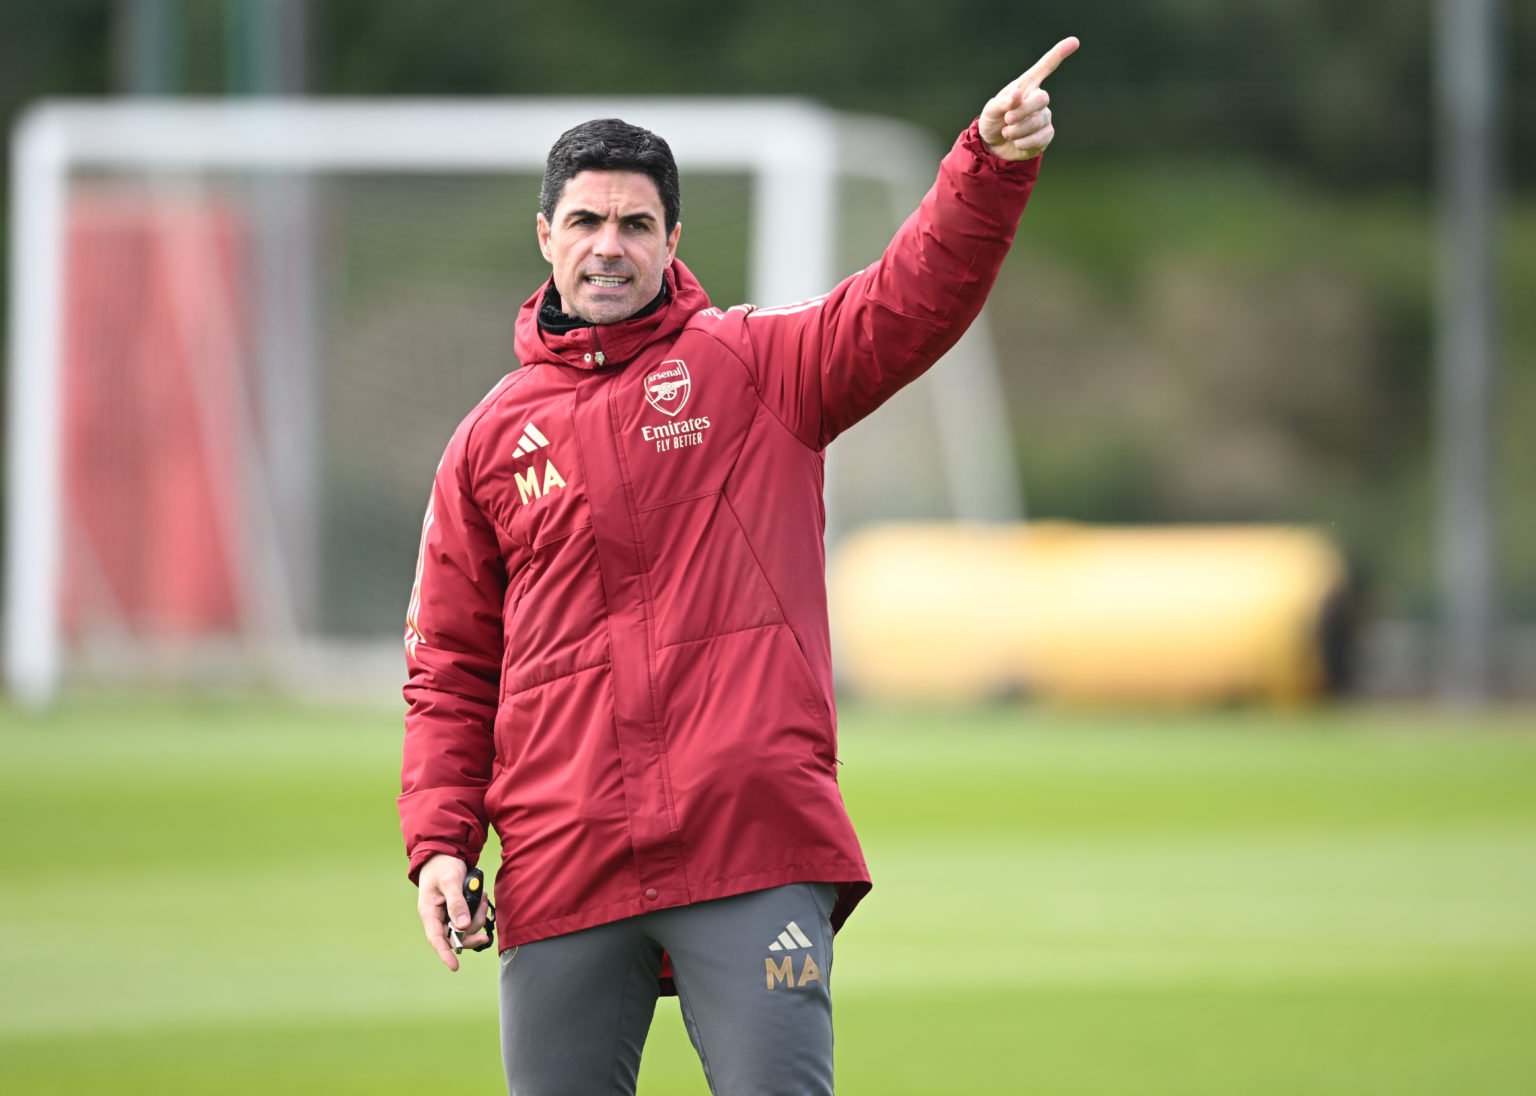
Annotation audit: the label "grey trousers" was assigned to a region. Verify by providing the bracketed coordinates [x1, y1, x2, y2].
[499, 882, 837, 1095]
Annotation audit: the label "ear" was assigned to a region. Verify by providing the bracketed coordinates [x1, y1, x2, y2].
[665, 221, 681, 263]
[536, 212, 553, 263]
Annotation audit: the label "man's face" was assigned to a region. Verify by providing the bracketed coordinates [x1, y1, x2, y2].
[537, 170, 680, 326]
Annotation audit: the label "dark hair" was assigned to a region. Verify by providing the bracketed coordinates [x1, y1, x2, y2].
[540, 118, 681, 233]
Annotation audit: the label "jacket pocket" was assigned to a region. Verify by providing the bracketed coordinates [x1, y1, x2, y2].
[642, 493, 785, 649]
[781, 624, 834, 734]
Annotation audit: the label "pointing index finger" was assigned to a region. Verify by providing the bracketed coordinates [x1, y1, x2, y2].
[1020, 36, 1080, 90]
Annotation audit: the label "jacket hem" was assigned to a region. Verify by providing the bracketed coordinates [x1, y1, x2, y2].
[494, 859, 872, 950]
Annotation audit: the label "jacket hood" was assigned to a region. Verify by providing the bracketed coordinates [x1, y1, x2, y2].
[514, 259, 713, 371]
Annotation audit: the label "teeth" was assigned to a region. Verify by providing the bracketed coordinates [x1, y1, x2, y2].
[588, 275, 626, 287]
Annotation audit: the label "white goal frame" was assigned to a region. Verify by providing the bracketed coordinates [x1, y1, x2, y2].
[7, 97, 1021, 707]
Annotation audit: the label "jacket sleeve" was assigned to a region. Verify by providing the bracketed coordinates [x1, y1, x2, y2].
[398, 418, 506, 884]
[738, 121, 1041, 449]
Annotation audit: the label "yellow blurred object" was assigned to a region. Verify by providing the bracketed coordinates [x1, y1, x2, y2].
[828, 522, 1352, 706]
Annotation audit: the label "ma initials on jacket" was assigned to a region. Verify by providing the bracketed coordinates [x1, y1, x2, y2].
[515, 461, 566, 505]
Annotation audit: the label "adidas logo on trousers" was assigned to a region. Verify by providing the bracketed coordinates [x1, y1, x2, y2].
[764, 921, 821, 990]
[768, 921, 814, 952]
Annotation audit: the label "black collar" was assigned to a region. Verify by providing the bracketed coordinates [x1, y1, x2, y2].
[538, 280, 670, 334]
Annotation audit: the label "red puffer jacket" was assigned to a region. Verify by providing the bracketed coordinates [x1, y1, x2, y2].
[400, 123, 1040, 947]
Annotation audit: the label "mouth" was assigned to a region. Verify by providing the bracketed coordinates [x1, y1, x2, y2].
[585, 274, 630, 289]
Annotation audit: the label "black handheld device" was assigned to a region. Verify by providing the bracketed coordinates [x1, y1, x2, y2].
[450, 868, 496, 954]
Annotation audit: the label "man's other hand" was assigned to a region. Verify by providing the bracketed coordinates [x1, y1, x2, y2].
[417, 853, 492, 970]
[979, 37, 1080, 161]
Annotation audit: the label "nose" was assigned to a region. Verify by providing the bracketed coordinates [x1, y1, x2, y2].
[592, 221, 624, 259]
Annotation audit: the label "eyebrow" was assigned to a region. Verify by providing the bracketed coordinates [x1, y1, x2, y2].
[563, 208, 658, 225]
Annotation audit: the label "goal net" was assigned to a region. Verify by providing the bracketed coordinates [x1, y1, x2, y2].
[6, 98, 1020, 705]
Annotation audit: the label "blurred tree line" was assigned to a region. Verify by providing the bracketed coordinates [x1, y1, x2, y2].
[3, 1, 1532, 184]
[317, 0, 1534, 187]
[0, 0, 1532, 627]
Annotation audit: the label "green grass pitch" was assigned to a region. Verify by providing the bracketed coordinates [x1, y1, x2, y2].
[2, 697, 1534, 1093]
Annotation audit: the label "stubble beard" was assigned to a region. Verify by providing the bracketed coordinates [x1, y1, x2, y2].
[567, 268, 662, 326]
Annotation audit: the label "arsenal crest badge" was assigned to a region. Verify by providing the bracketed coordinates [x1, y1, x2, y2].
[644, 360, 690, 417]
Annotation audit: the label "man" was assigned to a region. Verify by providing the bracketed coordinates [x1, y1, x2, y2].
[400, 37, 1078, 1095]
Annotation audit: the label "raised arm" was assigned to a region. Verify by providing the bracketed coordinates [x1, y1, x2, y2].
[732, 38, 1079, 448]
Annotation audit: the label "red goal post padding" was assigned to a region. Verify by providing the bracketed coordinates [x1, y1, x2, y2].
[61, 191, 247, 640]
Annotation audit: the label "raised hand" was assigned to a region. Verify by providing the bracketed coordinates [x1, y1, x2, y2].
[979, 37, 1080, 161]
